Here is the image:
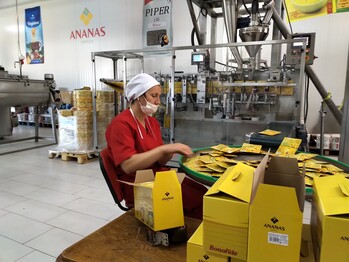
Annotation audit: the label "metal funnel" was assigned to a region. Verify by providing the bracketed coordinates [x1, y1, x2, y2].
[239, 25, 269, 57]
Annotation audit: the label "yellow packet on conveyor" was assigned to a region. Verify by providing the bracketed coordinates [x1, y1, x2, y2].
[258, 129, 281, 136]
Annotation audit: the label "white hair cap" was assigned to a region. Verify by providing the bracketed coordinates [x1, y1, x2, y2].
[125, 73, 160, 101]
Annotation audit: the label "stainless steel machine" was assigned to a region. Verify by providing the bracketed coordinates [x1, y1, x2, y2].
[0, 65, 58, 152]
[90, 0, 342, 151]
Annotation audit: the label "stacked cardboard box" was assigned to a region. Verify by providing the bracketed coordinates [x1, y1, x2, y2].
[311, 174, 349, 262]
[187, 223, 228, 262]
[248, 156, 305, 262]
[193, 155, 306, 261]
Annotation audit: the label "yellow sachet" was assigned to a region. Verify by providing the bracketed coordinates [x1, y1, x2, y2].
[240, 143, 262, 153]
[259, 129, 281, 136]
[206, 164, 226, 173]
[275, 137, 302, 156]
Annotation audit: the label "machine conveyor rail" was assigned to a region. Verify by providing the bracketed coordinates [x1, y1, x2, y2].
[222, 82, 296, 87]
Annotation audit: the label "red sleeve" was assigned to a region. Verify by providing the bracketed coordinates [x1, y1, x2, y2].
[106, 115, 137, 168]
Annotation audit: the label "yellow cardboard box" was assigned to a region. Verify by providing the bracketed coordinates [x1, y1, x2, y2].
[187, 223, 228, 262]
[248, 156, 305, 262]
[203, 159, 267, 261]
[132, 169, 185, 231]
[311, 174, 349, 262]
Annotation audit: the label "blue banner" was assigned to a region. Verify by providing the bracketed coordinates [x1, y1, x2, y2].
[25, 6, 44, 64]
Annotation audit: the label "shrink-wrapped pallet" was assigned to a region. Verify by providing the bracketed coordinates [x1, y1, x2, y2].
[57, 90, 114, 151]
[56, 109, 94, 152]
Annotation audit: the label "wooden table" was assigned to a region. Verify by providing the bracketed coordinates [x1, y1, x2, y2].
[56, 210, 201, 262]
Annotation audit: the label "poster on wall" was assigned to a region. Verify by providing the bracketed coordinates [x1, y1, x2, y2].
[285, 0, 334, 21]
[25, 6, 44, 64]
[142, 0, 172, 49]
[285, 0, 349, 22]
[334, 0, 349, 12]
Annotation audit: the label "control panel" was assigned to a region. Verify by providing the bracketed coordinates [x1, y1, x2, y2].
[286, 33, 316, 65]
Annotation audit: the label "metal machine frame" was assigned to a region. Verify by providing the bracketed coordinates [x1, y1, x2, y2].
[91, 38, 307, 149]
[90, 0, 344, 156]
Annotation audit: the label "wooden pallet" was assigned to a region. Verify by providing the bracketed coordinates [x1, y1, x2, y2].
[48, 150, 98, 164]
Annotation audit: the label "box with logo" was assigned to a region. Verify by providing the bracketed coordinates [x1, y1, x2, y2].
[132, 169, 185, 232]
[203, 158, 268, 261]
[248, 156, 305, 262]
[310, 174, 349, 262]
[187, 223, 228, 262]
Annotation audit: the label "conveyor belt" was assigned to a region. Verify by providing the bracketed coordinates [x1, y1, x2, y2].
[249, 121, 297, 148]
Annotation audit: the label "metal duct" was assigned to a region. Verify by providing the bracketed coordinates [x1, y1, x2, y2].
[239, 0, 270, 58]
[222, 0, 243, 68]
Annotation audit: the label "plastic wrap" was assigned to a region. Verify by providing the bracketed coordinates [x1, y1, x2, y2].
[55, 109, 94, 152]
[55, 90, 114, 152]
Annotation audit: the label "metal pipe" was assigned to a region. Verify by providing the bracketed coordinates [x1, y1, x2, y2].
[186, 0, 202, 45]
[271, 4, 342, 124]
[222, 0, 243, 68]
[305, 66, 342, 123]
[339, 43, 349, 164]
[319, 102, 326, 155]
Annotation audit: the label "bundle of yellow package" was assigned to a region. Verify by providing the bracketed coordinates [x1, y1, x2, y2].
[96, 90, 114, 104]
[73, 90, 92, 110]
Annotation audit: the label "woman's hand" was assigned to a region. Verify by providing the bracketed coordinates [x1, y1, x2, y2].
[161, 143, 194, 157]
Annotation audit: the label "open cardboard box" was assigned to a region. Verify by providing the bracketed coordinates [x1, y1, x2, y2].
[311, 174, 349, 262]
[248, 156, 305, 262]
[202, 161, 258, 261]
[129, 169, 185, 232]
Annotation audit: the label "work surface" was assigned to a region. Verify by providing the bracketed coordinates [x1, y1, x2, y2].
[56, 210, 316, 262]
[56, 210, 201, 262]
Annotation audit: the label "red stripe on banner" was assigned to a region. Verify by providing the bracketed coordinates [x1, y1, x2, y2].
[144, 0, 152, 5]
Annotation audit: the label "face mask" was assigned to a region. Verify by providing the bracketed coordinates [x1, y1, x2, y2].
[139, 96, 158, 115]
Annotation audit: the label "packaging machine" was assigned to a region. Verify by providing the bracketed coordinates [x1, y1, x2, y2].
[91, 0, 342, 150]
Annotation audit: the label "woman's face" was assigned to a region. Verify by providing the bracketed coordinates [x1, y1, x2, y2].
[142, 85, 162, 105]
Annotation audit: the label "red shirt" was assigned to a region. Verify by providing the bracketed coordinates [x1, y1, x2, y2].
[105, 109, 165, 205]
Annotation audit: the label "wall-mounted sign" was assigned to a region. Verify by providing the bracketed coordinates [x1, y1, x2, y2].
[143, 0, 172, 48]
[25, 6, 44, 64]
[285, 0, 348, 22]
[70, 7, 106, 41]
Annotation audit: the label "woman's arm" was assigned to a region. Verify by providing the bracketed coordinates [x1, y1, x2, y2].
[120, 143, 193, 174]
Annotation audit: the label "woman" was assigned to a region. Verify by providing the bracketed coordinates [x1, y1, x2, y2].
[105, 73, 206, 219]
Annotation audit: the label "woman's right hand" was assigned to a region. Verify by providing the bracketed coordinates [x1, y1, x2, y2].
[162, 143, 194, 157]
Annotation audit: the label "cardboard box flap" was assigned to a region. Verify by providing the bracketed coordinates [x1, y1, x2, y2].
[267, 156, 300, 176]
[176, 172, 186, 184]
[134, 169, 155, 184]
[264, 156, 305, 212]
[206, 162, 255, 203]
[250, 152, 269, 204]
[314, 174, 349, 216]
[205, 166, 234, 196]
[152, 170, 180, 188]
[252, 183, 302, 212]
